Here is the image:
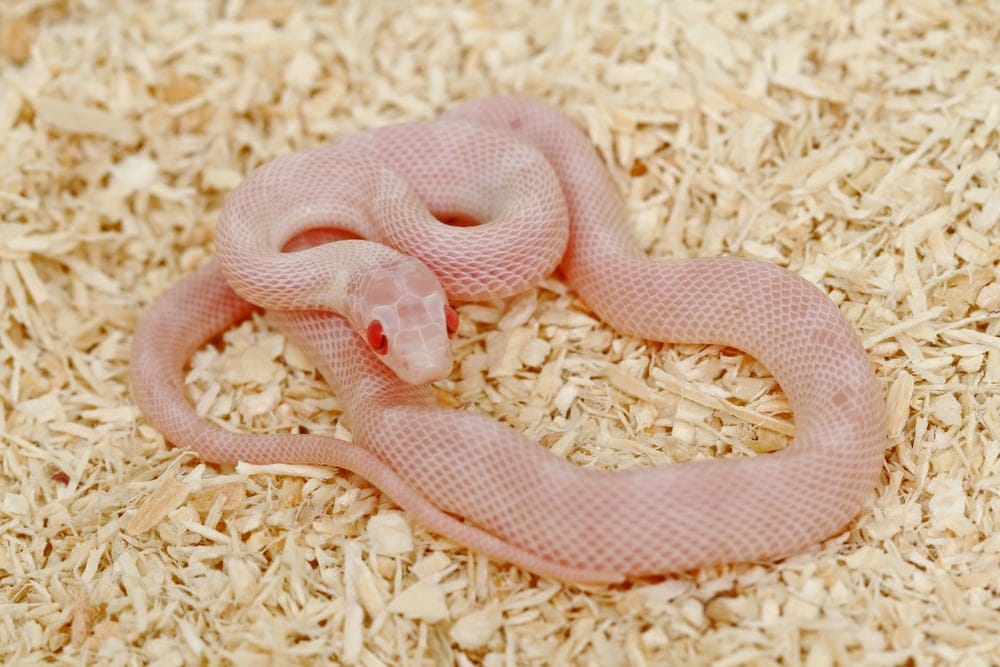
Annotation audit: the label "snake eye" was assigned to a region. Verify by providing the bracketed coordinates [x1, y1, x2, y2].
[444, 305, 459, 338]
[366, 320, 388, 355]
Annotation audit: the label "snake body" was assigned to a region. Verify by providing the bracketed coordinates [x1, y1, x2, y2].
[132, 97, 886, 582]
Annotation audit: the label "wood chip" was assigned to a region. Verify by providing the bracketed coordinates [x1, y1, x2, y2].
[126, 477, 190, 534]
[450, 602, 503, 650]
[366, 510, 414, 556]
[32, 95, 139, 144]
[387, 579, 449, 623]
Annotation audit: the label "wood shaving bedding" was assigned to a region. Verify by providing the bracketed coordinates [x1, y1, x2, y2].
[1, 1, 998, 664]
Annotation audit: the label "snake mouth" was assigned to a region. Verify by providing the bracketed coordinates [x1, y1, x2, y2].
[390, 354, 453, 385]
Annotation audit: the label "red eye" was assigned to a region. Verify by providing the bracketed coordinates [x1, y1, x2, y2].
[444, 305, 459, 338]
[366, 320, 388, 355]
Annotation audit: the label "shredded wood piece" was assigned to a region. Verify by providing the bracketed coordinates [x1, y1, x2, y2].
[2, 0, 999, 664]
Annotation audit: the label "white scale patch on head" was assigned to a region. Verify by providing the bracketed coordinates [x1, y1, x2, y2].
[357, 257, 454, 384]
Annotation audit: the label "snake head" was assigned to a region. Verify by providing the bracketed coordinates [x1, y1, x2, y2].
[351, 257, 457, 385]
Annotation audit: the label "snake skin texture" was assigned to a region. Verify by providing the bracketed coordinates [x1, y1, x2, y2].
[132, 97, 887, 583]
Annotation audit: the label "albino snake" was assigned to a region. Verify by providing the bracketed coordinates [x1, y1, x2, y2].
[132, 97, 886, 583]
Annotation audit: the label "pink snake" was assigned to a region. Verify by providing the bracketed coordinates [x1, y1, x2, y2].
[131, 97, 886, 583]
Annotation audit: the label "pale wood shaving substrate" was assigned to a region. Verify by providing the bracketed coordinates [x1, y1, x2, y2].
[2, 1, 998, 664]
